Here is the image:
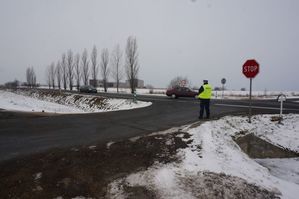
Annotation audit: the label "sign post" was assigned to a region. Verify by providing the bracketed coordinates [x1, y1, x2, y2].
[249, 78, 252, 122]
[242, 59, 259, 123]
[221, 78, 226, 99]
[277, 94, 287, 119]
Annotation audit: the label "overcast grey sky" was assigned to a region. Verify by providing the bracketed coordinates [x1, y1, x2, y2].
[0, 0, 298, 90]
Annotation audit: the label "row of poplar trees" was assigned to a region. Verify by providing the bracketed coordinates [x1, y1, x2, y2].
[45, 36, 139, 93]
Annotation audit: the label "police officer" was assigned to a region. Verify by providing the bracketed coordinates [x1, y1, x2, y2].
[197, 80, 212, 119]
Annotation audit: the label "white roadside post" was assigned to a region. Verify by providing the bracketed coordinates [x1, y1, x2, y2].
[133, 91, 137, 103]
[277, 94, 287, 121]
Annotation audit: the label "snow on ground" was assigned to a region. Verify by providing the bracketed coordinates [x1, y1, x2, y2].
[213, 90, 299, 100]
[38, 86, 299, 99]
[97, 87, 299, 99]
[0, 90, 84, 113]
[107, 114, 299, 199]
[250, 114, 299, 152]
[104, 98, 151, 112]
[0, 90, 151, 113]
[255, 158, 299, 185]
[101, 87, 299, 100]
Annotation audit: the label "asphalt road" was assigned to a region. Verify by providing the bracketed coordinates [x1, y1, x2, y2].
[1, 92, 299, 161]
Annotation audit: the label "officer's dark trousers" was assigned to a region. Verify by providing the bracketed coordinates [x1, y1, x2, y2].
[199, 99, 210, 118]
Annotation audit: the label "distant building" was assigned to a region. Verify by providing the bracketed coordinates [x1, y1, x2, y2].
[89, 79, 144, 88]
[89, 79, 102, 87]
[125, 79, 144, 88]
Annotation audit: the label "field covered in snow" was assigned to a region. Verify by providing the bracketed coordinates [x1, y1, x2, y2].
[96, 87, 299, 99]
[0, 89, 151, 113]
[36, 86, 299, 100]
[108, 114, 299, 199]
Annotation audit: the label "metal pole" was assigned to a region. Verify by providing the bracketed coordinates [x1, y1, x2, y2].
[249, 78, 252, 123]
[280, 100, 283, 117]
[222, 84, 224, 99]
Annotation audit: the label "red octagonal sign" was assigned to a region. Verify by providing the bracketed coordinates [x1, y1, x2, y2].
[243, 59, 259, 78]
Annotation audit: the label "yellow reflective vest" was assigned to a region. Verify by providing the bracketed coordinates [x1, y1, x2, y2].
[198, 84, 212, 99]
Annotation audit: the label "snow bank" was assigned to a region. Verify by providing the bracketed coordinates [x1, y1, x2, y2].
[182, 115, 299, 199]
[0, 90, 151, 113]
[0, 90, 84, 113]
[107, 114, 299, 199]
[250, 115, 299, 153]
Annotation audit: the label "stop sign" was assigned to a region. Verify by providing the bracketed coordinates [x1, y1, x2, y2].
[242, 59, 259, 78]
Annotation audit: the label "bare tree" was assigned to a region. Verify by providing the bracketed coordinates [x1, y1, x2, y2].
[74, 53, 81, 91]
[5, 79, 20, 89]
[45, 65, 51, 89]
[32, 68, 37, 87]
[67, 49, 74, 90]
[55, 61, 62, 90]
[61, 53, 68, 90]
[111, 44, 123, 93]
[100, 48, 109, 92]
[168, 76, 190, 88]
[125, 36, 140, 93]
[26, 67, 31, 87]
[81, 49, 89, 86]
[49, 62, 56, 89]
[26, 68, 30, 87]
[26, 66, 36, 88]
[91, 45, 99, 87]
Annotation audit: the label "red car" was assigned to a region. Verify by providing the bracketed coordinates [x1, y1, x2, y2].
[166, 87, 198, 99]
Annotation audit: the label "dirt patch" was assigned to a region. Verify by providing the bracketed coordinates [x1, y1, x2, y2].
[0, 132, 189, 199]
[123, 185, 157, 199]
[73, 94, 83, 103]
[89, 97, 107, 109]
[178, 171, 279, 199]
[234, 133, 299, 158]
[109, 170, 280, 198]
[270, 116, 284, 123]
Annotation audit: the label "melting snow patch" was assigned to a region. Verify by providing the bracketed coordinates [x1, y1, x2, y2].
[34, 172, 42, 181]
[106, 141, 115, 149]
[108, 114, 299, 199]
[88, 145, 96, 150]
